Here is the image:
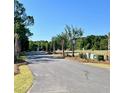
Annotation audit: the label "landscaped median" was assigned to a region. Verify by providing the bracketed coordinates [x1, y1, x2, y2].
[14, 65, 33, 93]
[64, 56, 110, 69]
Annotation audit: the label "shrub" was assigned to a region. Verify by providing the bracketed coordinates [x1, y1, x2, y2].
[79, 53, 87, 59]
[97, 55, 104, 61]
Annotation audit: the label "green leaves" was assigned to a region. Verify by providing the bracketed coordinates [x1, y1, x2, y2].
[82, 35, 108, 50]
[14, 0, 34, 51]
[65, 25, 83, 40]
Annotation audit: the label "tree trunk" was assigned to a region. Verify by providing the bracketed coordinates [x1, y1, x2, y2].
[62, 39, 65, 57]
[14, 33, 21, 63]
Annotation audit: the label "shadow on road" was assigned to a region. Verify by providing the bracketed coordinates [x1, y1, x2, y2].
[26, 51, 64, 64]
[28, 55, 63, 59]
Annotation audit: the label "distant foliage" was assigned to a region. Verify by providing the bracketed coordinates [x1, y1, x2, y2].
[80, 35, 108, 50]
[50, 34, 109, 50]
[29, 41, 50, 51]
[28, 24, 109, 51]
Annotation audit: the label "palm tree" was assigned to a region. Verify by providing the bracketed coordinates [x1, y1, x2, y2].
[64, 25, 84, 57]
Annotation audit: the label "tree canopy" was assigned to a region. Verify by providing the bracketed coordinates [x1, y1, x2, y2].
[14, 0, 34, 51]
[28, 24, 109, 51]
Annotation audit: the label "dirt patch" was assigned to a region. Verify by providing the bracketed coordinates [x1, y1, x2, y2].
[52, 54, 65, 58]
[65, 56, 110, 64]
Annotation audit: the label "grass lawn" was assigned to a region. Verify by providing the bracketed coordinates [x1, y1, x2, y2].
[19, 56, 27, 60]
[14, 65, 33, 93]
[85, 63, 110, 69]
[17, 55, 27, 62]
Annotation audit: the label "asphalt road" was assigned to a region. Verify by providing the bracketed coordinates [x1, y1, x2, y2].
[26, 51, 109, 93]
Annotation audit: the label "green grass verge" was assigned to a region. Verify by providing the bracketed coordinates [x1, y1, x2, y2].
[16, 55, 27, 63]
[18, 52, 27, 61]
[19, 56, 27, 60]
[14, 65, 33, 93]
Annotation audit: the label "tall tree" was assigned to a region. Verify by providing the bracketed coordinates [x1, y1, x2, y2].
[57, 32, 68, 57]
[64, 25, 83, 56]
[14, 0, 34, 51]
[52, 37, 56, 52]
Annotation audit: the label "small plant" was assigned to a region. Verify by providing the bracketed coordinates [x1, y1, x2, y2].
[79, 53, 87, 59]
[97, 55, 104, 61]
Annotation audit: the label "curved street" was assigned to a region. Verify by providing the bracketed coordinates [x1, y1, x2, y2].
[26, 51, 109, 93]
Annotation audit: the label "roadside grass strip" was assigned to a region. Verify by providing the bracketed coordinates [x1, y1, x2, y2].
[19, 56, 27, 60]
[85, 63, 110, 69]
[17, 55, 27, 61]
[14, 65, 33, 93]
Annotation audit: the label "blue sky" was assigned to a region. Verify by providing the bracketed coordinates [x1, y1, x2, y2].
[20, 0, 110, 41]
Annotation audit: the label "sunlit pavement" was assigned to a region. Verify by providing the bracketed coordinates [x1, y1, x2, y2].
[26, 51, 109, 93]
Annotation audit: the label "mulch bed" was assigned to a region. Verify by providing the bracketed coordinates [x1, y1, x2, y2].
[51, 53, 110, 64]
[65, 56, 110, 64]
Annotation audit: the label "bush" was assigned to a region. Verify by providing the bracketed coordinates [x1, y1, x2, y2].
[19, 52, 25, 56]
[79, 53, 82, 58]
[79, 53, 87, 59]
[97, 55, 104, 61]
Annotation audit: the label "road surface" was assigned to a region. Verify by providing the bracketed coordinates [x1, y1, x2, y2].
[26, 51, 109, 93]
